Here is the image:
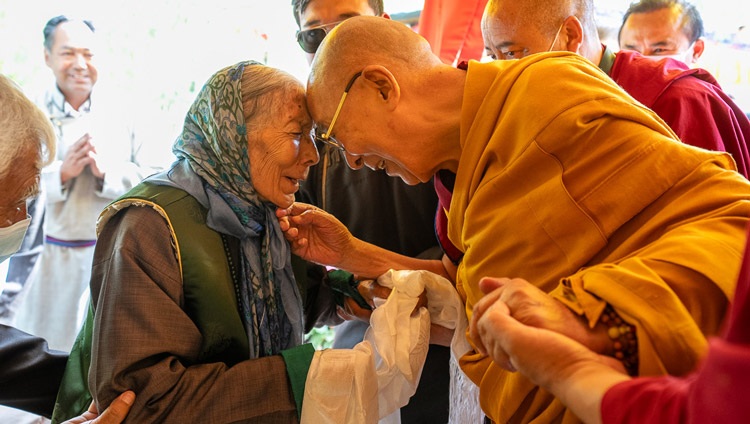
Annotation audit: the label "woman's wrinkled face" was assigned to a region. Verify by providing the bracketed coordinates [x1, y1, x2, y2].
[248, 86, 319, 208]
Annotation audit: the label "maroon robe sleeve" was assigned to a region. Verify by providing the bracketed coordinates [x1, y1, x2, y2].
[601, 223, 750, 424]
[649, 74, 750, 178]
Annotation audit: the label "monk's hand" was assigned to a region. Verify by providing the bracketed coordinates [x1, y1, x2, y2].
[276, 202, 354, 267]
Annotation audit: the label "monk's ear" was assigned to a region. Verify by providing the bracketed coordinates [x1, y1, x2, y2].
[561, 15, 584, 53]
[689, 38, 705, 63]
[360, 65, 400, 110]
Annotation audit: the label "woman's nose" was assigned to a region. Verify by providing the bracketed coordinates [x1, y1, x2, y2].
[300, 136, 319, 166]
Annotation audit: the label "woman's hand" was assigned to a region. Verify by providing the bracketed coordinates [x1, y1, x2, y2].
[277, 203, 354, 267]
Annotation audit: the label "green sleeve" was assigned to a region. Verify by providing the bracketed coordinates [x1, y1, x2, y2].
[280, 343, 315, 419]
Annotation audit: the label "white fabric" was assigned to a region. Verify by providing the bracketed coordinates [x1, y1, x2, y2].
[449, 354, 483, 424]
[301, 269, 473, 424]
[301, 342, 380, 423]
[12, 86, 147, 352]
[12, 244, 93, 351]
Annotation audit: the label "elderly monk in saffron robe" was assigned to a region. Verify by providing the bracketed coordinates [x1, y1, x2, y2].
[276, 16, 750, 423]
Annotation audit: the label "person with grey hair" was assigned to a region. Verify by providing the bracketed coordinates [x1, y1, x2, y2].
[51, 60, 342, 423]
[12, 15, 150, 352]
[0, 73, 134, 424]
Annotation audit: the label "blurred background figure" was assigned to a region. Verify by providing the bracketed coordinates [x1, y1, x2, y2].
[12, 15, 150, 354]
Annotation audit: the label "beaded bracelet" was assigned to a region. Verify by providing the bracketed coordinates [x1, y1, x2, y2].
[600, 304, 639, 376]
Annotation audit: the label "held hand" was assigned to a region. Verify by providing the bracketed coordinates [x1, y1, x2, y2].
[337, 279, 393, 322]
[470, 288, 626, 391]
[60, 134, 95, 184]
[62, 391, 135, 424]
[472, 277, 608, 354]
[276, 203, 355, 267]
[337, 280, 426, 322]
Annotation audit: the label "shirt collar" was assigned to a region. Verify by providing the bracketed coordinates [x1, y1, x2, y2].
[598, 44, 617, 76]
[46, 85, 92, 118]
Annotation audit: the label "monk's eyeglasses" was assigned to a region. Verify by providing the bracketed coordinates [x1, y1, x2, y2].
[313, 71, 362, 152]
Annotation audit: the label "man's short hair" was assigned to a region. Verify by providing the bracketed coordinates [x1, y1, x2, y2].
[290, 0, 384, 27]
[619, 0, 703, 44]
[43, 15, 95, 51]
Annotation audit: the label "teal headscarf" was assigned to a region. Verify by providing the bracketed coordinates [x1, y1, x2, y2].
[171, 60, 303, 357]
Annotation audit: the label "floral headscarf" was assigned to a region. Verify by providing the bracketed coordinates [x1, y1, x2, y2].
[172, 60, 303, 357]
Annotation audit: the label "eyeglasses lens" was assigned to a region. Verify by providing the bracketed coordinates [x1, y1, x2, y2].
[297, 28, 326, 53]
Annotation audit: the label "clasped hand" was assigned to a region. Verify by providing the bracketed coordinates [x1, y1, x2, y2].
[470, 277, 609, 369]
[60, 133, 105, 184]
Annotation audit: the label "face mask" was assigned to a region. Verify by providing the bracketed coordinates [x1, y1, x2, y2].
[0, 217, 31, 264]
[645, 42, 695, 63]
[492, 22, 565, 60]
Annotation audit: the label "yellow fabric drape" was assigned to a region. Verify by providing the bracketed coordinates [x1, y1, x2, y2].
[451, 52, 750, 423]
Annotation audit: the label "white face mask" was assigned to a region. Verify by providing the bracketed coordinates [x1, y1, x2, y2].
[645, 42, 695, 64]
[0, 217, 31, 264]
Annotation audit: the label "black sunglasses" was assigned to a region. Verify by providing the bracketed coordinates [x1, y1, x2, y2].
[295, 20, 345, 54]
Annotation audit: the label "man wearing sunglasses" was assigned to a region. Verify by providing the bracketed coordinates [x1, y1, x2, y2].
[291, 1, 450, 423]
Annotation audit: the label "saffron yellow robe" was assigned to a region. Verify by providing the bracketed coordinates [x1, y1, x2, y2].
[451, 52, 750, 423]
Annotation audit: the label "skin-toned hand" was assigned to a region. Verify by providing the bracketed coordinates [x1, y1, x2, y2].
[338, 278, 454, 346]
[62, 391, 135, 424]
[336, 278, 393, 322]
[337, 279, 428, 321]
[87, 144, 105, 179]
[60, 133, 96, 184]
[470, 277, 611, 364]
[470, 279, 629, 424]
[276, 203, 354, 267]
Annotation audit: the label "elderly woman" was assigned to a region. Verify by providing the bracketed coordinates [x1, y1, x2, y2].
[51, 61, 342, 423]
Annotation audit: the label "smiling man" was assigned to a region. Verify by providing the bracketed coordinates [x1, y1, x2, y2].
[291, 15, 750, 423]
[12, 16, 149, 353]
[291, 1, 450, 422]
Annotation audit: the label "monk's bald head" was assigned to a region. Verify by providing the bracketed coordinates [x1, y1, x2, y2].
[483, 0, 566, 39]
[308, 15, 439, 105]
[482, 0, 599, 61]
